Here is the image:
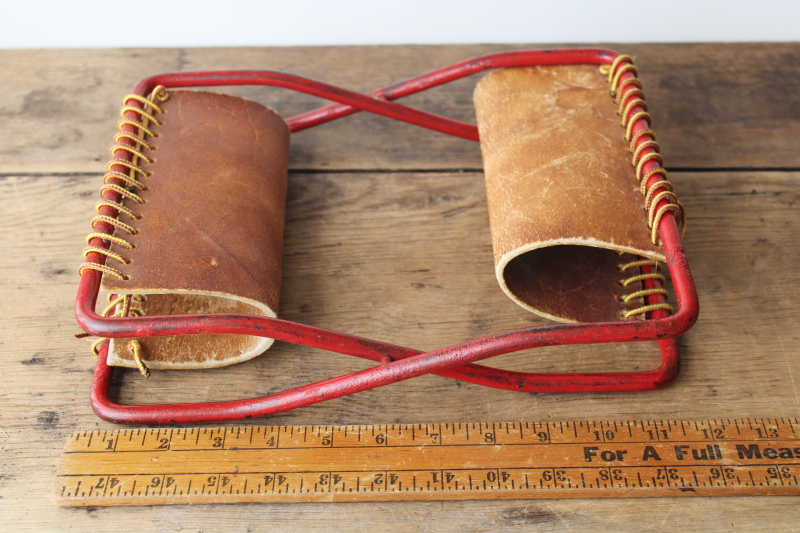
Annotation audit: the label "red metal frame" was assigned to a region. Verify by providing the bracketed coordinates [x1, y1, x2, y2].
[76, 48, 699, 425]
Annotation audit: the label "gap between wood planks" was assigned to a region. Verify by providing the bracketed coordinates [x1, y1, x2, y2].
[4, 167, 800, 179]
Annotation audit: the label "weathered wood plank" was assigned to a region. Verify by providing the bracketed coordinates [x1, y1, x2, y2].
[2, 43, 799, 173]
[1, 170, 799, 530]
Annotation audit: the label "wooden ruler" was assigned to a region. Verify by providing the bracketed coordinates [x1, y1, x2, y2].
[55, 418, 800, 506]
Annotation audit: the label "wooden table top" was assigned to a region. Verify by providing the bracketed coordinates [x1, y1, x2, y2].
[1, 43, 799, 531]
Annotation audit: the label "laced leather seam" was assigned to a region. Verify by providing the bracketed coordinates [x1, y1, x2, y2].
[77, 85, 168, 377]
[617, 260, 675, 319]
[603, 57, 685, 244]
[602, 57, 684, 320]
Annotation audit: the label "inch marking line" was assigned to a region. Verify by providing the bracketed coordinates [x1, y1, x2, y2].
[55, 418, 800, 506]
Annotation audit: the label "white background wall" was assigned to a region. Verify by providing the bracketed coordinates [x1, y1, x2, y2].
[2, 0, 798, 48]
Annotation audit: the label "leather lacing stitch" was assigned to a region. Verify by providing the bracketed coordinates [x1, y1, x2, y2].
[85, 294, 150, 377]
[76, 86, 169, 377]
[600, 57, 681, 319]
[617, 258, 674, 319]
[599, 55, 686, 245]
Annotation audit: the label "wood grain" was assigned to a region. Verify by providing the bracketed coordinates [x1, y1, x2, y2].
[1, 168, 799, 530]
[54, 419, 800, 506]
[2, 43, 799, 173]
[1, 43, 799, 532]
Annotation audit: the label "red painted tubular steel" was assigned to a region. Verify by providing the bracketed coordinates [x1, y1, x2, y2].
[76, 48, 699, 425]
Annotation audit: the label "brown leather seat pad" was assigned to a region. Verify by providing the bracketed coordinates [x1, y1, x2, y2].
[102, 90, 290, 369]
[474, 65, 664, 323]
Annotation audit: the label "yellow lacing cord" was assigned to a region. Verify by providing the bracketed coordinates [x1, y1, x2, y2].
[102, 293, 133, 317]
[617, 89, 645, 115]
[81, 235, 134, 276]
[120, 106, 162, 126]
[621, 288, 670, 302]
[95, 200, 141, 221]
[107, 157, 151, 178]
[611, 64, 638, 95]
[600, 56, 686, 246]
[617, 260, 675, 319]
[620, 272, 666, 287]
[639, 169, 669, 195]
[619, 99, 648, 126]
[631, 140, 660, 167]
[111, 143, 153, 163]
[79, 85, 166, 281]
[613, 78, 642, 103]
[113, 131, 155, 151]
[98, 183, 146, 204]
[84, 231, 134, 249]
[623, 303, 675, 319]
[90, 214, 138, 235]
[601, 55, 685, 320]
[650, 203, 686, 245]
[647, 191, 681, 226]
[104, 170, 148, 191]
[82, 246, 130, 267]
[78, 262, 129, 281]
[644, 180, 674, 209]
[634, 152, 663, 181]
[82, 294, 150, 378]
[599, 54, 632, 79]
[629, 129, 657, 151]
[128, 340, 150, 378]
[619, 259, 661, 271]
[77, 85, 168, 377]
[85, 294, 142, 351]
[624, 111, 651, 141]
[117, 119, 157, 139]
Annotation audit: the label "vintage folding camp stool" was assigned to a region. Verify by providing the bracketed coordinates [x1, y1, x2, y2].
[75, 48, 699, 424]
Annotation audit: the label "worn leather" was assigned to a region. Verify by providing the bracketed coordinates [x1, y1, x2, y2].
[103, 90, 290, 368]
[474, 65, 665, 323]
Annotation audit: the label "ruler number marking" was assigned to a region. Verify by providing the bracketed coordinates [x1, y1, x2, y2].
[55, 417, 800, 505]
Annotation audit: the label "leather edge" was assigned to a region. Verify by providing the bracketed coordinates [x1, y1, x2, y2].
[495, 238, 667, 324]
[106, 291, 277, 369]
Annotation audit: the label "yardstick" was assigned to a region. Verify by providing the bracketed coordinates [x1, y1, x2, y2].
[55, 418, 800, 506]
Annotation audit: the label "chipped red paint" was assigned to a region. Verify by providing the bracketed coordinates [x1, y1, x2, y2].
[77, 48, 698, 424]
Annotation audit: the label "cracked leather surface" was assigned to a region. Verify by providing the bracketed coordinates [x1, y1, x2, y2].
[474, 65, 665, 323]
[103, 90, 290, 368]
